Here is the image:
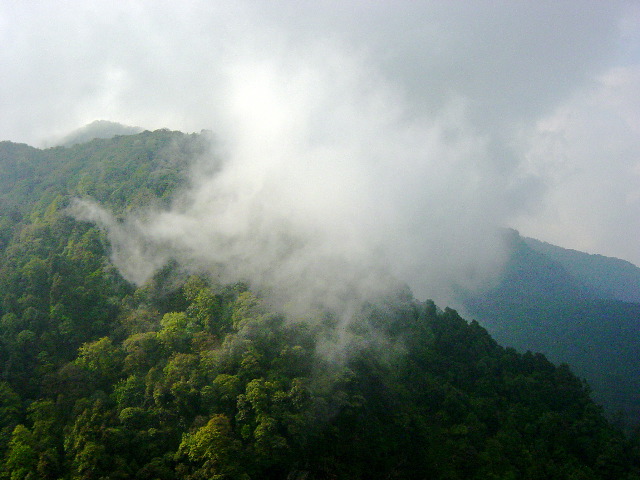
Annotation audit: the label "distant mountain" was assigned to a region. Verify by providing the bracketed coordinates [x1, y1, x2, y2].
[461, 230, 640, 425]
[52, 120, 143, 147]
[524, 237, 640, 304]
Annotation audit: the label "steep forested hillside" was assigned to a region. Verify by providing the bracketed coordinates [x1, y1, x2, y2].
[462, 230, 640, 425]
[0, 130, 638, 479]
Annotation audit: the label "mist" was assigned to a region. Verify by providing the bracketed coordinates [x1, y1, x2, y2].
[71, 43, 533, 318]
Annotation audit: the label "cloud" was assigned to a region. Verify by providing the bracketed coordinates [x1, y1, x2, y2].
[514, 65, 640, 264]
[1, 1, 628, 144]
[69, 41, 531, 314]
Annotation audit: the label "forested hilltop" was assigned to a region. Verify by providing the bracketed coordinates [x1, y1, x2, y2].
[0, 130, 638, 479]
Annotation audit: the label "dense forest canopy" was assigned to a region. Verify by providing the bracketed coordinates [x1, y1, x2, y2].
[0, 129, 638, 479]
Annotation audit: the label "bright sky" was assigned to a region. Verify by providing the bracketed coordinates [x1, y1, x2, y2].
[1, 1, 639, 269]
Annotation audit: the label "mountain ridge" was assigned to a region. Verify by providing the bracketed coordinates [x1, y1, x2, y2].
[524, 236, 640, 304]
[47, 120, 144, 147]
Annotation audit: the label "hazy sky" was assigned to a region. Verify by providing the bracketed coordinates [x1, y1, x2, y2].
[2, 1, 639, 277]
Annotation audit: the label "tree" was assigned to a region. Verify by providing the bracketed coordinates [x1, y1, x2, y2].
[75, 337, 124, 388]
[178, 414, 246, 480]
[0, 382, 21, 455]
[4, 425, 38, 480]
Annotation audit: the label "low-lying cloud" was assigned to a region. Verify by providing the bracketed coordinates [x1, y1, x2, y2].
[72, 44, 536, 315]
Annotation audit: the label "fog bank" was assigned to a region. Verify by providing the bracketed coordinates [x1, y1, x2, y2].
[72, 45, 533, 315]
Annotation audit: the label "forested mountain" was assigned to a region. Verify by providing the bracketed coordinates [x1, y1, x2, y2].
[462, 230, 640, 426]
[524, 236, 640, 304]
[0, 129, 638, 478]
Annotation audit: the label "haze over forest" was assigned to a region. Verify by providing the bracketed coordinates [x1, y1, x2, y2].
[1, 1, 639, 301]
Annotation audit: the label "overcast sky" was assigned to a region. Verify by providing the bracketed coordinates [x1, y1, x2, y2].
[1, 1, 639, 272]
